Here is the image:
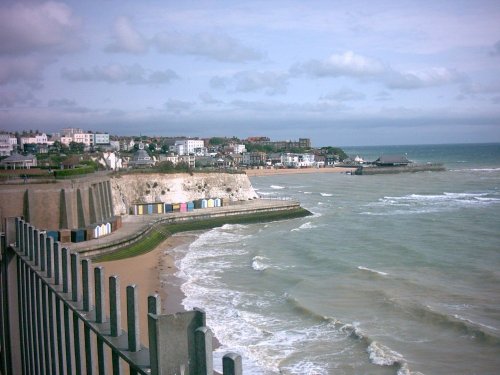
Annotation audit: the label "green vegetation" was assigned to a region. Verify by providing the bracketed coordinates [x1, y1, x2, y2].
[94, 207, 311, 262]
[54, 165, 96, 178]
[320, 146, 348, 160]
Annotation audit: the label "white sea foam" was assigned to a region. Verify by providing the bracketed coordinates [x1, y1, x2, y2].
[320, 193, 333, 197]
[367, 341, 405, 366]
[291, 221, 316, 232]
[358, 266, 388, 276]
[362, 191, 500, 215]
[270, 185, 285, 189]
[252, 256, 270, 271]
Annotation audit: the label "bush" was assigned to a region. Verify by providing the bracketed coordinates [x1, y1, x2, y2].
[54, 166, 95, 178]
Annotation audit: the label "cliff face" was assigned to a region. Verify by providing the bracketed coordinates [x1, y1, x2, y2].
[109, 172, 259, 215]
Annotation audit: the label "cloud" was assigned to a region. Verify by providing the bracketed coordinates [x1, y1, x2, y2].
[295, 51, 462, 90]
[105, 16, 148, 54]
[0, 56, 49, 87]
[153, 31, 262, 62]
[164, 98, 193, 113]
[199, 92, 222, 105]
[48, 98, 77, 108]
[321, 88, 366, 102]
[211, 70, 289, 95]
[0, 90, 39, 107]
[386, 67, 462, 89]
[61, 64, 179, 85]
[0, 1, 81, 55]
[296, 51, 385, 78]
[490, 40, 500, 56]
[374, 91, 392, 101]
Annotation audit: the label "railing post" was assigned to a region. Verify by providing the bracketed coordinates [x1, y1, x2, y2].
[82, 259, 92, 312]
[71, 253, 81, 302]
[223, 353, 242, 375]
[62, 247, 70, 293]
[54, 242, 61, 285]
[33, 229, 40, 266]
[126, 285, 140, 352]
[195, 327, 213, 375]
[46, 236, 53, 278]
[40, 232, 47, 272]
[109, 276, 122, 375]
[148, 309, 205, 375]
[94, 266, 107, 375]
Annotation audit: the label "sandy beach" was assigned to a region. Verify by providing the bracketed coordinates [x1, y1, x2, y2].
[93, 167, 354, 346]
[244, 166, 356, 177]
[94, 233, 197, 345]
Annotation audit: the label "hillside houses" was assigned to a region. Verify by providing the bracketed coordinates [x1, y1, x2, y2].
[1, 130, 347, 172]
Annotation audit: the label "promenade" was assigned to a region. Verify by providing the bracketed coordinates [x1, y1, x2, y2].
[69, 198, 302, 256]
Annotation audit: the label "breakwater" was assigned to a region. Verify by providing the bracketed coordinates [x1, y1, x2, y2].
[354, 163, 445, 175]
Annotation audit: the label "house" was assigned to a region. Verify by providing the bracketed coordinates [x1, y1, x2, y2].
[374, 154, 411, 166]
[129, 143, 155, 168]
[0, 153, 37, 169]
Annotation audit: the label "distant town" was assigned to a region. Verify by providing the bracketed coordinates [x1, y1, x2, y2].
[0, 128, 352, 172]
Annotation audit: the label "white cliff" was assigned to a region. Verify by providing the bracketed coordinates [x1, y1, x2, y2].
[110, 172, 259, 215]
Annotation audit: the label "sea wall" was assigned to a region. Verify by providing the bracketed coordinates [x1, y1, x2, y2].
[0, 172, 259, 231]
[110, 172, 258, 215]
[0, 175, 114, 231]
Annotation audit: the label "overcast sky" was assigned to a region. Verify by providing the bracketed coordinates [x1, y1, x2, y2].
[1, 0, 500, 146]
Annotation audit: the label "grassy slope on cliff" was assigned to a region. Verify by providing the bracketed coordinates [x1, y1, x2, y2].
[94, 207, 311, 262]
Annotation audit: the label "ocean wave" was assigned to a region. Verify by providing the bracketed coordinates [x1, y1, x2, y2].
[363, 191, 500, 215]
[420, 305, 500, 344]
[291, 221, 317, 232]
[358, 266, 389, 276]
[320, 193, 333, 197]
[270, 185, 285, 189]
[252, 256, 270, 271]
[382, 298, 500, 345]
[339, 322, 412, 374]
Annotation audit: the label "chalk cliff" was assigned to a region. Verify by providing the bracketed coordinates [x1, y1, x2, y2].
[110, 172, 259, 215]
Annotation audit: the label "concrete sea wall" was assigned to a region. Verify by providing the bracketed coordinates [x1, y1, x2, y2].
[0, 172, 259, 231]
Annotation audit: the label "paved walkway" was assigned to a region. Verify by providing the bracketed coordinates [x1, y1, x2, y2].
[69, 198, 301, 254]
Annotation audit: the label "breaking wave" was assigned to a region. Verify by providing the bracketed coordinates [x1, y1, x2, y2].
[291, 221, 317, 232]
[358, 266, 389, 276]
[362, 191, 500, 215]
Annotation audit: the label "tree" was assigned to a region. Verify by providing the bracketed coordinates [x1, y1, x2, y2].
[69, 141, 85, 154]
[209, 137, 225, 146]
[148, 143, 156, 153]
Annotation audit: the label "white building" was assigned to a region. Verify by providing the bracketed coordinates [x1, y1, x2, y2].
[0, 134, 16, 156]
[61, 128, 84, 137]
[73, 133, 94, 147]
[60, 136, 73, 146]
[281, 153, 315, 168]
[94, 133, 110, 145]
[174, 139, 205, 155]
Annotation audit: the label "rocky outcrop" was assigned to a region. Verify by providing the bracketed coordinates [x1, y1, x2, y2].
[109, 173, 259, 215]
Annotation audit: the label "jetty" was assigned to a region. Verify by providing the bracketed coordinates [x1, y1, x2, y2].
[354, 154, 445, 175]
[355, 163, 445, 175]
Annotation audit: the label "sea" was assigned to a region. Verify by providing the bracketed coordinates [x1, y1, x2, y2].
[168, 143, 500, 375]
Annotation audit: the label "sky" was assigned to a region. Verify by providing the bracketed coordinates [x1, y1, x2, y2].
[1, 0, 500, 146]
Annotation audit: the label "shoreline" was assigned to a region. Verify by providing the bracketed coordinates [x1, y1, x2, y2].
[245, 166, 356, 177]
[95, 232, 196, 345]
[92, 169, 348, 347]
